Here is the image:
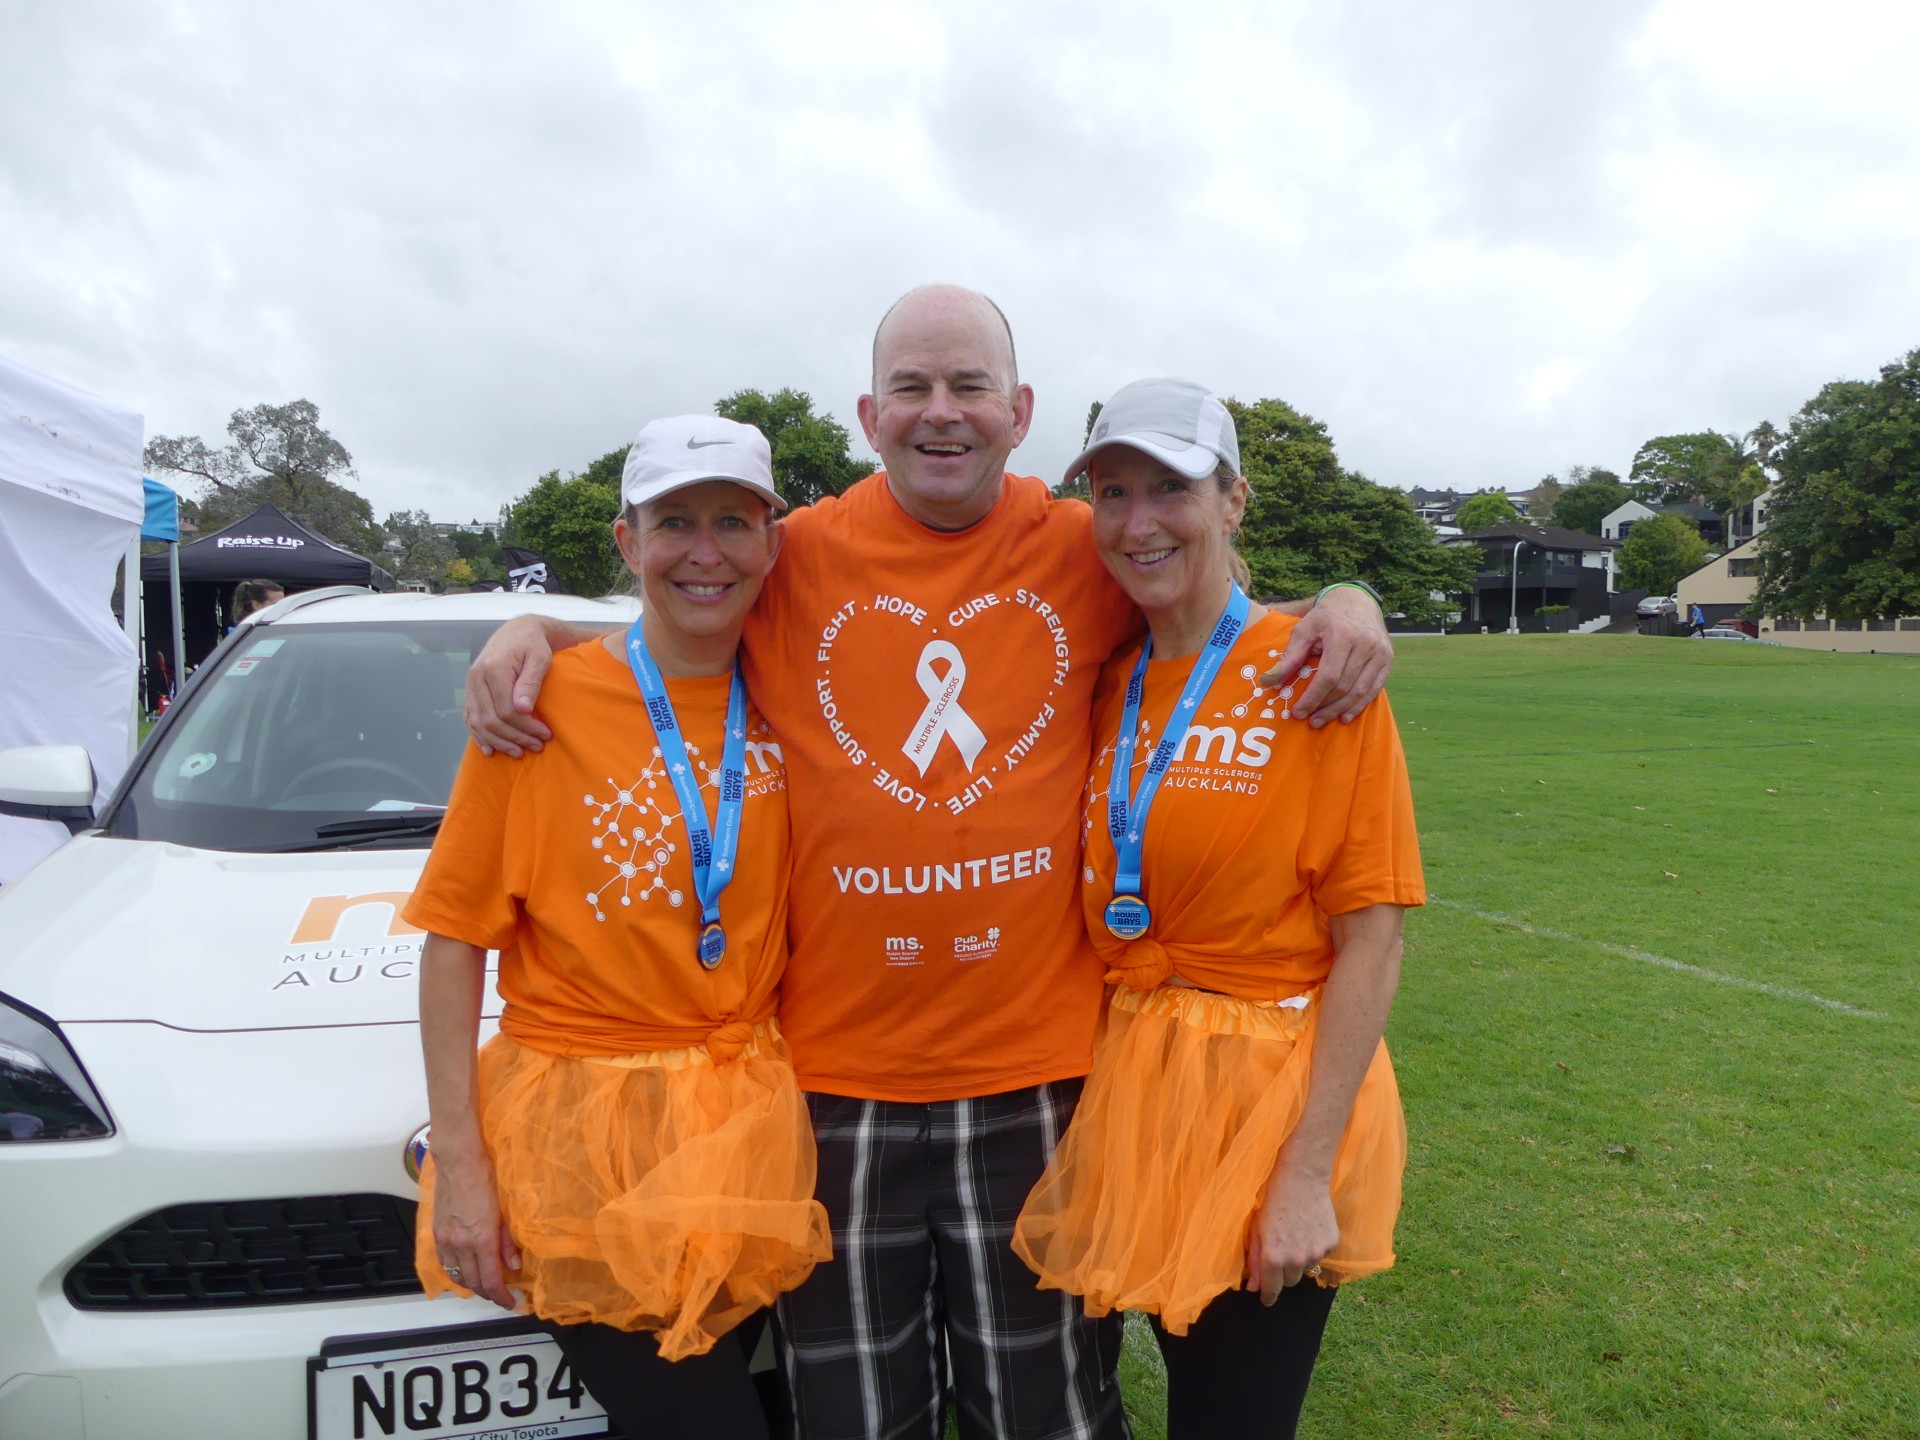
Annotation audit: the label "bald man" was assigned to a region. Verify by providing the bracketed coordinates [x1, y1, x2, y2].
[463, 286, 1394, 1439]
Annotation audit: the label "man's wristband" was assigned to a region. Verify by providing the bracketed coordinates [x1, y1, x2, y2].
[1314, 580, 1383, 608]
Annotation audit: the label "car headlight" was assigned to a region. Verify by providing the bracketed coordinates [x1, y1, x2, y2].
[0, 993, 113, 1142]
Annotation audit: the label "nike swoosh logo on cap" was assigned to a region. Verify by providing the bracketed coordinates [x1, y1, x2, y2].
[686, 437, 731, 449]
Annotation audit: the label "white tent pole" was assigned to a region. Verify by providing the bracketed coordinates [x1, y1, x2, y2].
[168, 540, 184, 697]
[122, 536, 140, 643]
[123, 535, 142, 757]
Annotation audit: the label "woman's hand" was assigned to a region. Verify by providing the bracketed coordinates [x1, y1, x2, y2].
[432, 1146, 522, 1310]
[1261, 586, 1393, 726]
[1245, 1163, 1339, 1304]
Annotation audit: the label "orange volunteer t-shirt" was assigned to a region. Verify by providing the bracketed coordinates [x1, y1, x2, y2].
[405, 639, 790, 1056]
[743, 472, 1138, 1101]
[1081, 610, 1425, 998]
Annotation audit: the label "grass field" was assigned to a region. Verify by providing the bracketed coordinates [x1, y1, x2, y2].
[1115, 635, 1920, 1439]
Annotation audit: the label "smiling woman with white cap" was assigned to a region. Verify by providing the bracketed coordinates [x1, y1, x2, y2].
[1013, 378, 1426, 1439]
[405, 415, 828, 1439]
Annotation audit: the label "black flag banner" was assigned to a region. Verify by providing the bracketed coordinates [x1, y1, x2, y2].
[502, 547, 561, 593]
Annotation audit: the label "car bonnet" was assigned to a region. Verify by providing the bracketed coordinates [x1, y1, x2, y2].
[0, 836, 499, 1029]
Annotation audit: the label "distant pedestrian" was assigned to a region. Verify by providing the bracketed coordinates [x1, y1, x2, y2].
[229, 579, 284, 625]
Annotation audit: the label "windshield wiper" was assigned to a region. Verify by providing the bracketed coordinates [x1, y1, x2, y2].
[268, 812, 446, 852]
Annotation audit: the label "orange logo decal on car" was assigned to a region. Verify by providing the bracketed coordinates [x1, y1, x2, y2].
[291, 893, 424, 943]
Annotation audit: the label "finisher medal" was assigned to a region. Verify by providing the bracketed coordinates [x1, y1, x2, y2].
[1103, 894, 1152, 941]
[1105, 584, 1250, 941]
[624, 619, 750, 969]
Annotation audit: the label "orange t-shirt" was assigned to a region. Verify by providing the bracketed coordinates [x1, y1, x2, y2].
[743, 473, 1138, 1101]
[1080, 610, 1425, 998]
[405, 640, 790, 1056]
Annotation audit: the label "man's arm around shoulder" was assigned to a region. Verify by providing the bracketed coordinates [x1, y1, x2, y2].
[465, 617, 612, 756]
[1261, 583, 1394, 727]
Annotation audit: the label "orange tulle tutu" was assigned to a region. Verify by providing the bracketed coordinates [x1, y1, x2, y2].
[1012, 984, 1404, 1335]
[416, 1023, 831, 1360]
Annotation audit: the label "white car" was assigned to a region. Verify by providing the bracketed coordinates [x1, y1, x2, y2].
[0, 588, 639, 1440]
[1636, 594, 1678, 617]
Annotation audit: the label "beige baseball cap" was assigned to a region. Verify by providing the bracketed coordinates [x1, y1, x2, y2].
[1063, 377, 1241, 484]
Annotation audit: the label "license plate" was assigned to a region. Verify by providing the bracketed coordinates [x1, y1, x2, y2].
[309, 1319, 612, 1440]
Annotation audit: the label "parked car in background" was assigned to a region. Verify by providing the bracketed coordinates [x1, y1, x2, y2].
[0, 587, 640, 1440]
[1712, 617, 1760, 637]
[1691, 626, 1781, 644]
[1637, 594, 1678, 617]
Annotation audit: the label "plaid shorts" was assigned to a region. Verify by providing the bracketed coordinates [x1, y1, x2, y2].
[776, 1079, 1127, 1440]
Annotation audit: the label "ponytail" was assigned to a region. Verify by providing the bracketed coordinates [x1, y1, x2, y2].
[1215, 462, 1252, 591]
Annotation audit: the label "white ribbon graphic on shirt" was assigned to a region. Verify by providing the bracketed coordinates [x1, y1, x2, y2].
[901, 640, 988, 777]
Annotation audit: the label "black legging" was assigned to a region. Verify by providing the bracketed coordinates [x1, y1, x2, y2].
[546, 1312, 777, 1440]
[1153, 1281, 1338, 1439]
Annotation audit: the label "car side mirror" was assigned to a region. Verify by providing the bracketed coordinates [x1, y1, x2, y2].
[0, 745, 97, 834]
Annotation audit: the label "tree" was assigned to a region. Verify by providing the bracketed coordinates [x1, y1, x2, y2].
[1699, 458, 1770, 551]
[145, 400, 383, 557]
[1566, 464, 1623, 487]
[1617, 511, 1709, 595]
[1455, 493, 1521, 530]
[504, 459, 624, 596]
[1550, 474, 1635, 536]
[1227, 397, 1478, 623]
[1753, 348, 1920, 620]
[1746, 420, 1785, 475]
[573, 446, 628, 495]
[449, 526, 505, 583]
[1628, 432, 1741, 504]
[381, 510, 457, 590]
[713, 388, 875, 508]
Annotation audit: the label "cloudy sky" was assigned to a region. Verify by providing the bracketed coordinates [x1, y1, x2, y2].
[5, 0, 1917, 523]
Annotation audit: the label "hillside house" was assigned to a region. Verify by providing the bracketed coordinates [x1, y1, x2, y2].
[1443, 523, 1619, 630]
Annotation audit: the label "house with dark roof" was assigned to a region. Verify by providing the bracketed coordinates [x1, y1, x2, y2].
[1442, 522, 1620, 631]
[1600, 497, 1737, 550]
[1407, 486, 1543, 531]
[1407, 487, 1466, 528]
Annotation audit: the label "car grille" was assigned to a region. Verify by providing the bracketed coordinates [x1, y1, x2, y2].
[64, 1194, 423, 1310]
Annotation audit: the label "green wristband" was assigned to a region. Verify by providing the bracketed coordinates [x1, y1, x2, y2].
[1315, 580, 1383, 608]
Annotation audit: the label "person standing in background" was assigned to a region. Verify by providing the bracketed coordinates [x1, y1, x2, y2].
[229, 578, 284, 626]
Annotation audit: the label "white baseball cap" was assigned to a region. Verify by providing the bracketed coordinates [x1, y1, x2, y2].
[1062, 377, 1241, 485]
[620, 415, 786, 510]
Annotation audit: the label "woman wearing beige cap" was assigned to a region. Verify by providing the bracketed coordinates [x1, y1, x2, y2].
[1015, 378, 1426, 1438]
[406, 415, 828, 1439]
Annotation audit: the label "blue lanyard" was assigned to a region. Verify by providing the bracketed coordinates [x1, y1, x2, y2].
[623, 620, 749, 970]
[1104, 584, 1251, 940]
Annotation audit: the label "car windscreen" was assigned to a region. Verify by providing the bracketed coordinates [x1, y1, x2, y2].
[105, 619, 500, 852]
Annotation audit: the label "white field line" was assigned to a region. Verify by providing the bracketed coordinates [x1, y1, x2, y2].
[1427, 898, 1888, 1020]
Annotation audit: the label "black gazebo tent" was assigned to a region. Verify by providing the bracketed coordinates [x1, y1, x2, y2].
[140, 502, 396, 675]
